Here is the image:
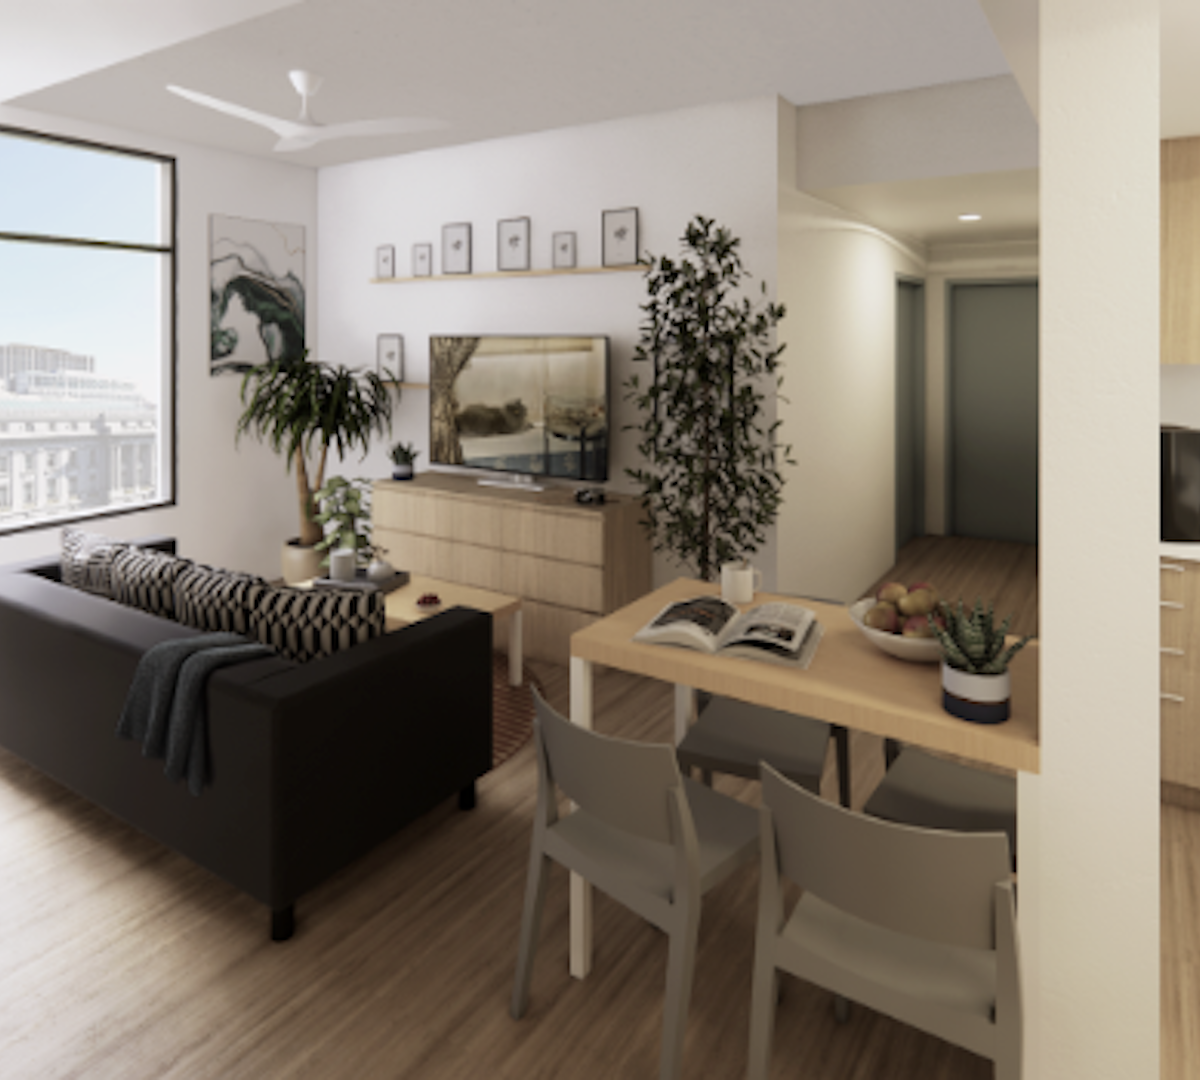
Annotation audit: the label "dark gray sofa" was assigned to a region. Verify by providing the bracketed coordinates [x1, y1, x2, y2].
[0, 539, 493, 940]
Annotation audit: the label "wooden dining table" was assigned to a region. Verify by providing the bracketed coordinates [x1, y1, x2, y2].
[566, 576, 1039, 978]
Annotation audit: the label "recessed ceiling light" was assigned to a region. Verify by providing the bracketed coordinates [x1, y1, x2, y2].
[958, 213, 982, 222]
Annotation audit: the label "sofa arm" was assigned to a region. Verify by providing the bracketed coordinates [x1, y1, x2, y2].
[219, 606, 494, 905]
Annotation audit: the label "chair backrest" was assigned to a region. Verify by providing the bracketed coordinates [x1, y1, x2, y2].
[761, 763, 1011, 951]
[533, 688, 683, 845]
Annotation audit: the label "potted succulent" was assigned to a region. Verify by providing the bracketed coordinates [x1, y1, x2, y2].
[929, 599, 1034, 723]
[236, 354, 395, 582]
[389, 441, 420, 480]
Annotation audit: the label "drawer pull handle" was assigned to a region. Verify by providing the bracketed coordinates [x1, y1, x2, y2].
[1162, 563, 1186, 573]
[1162, 601, 1185, 610]
[1162, 693, 1186, 704]
[1162, 647, 1185, 656]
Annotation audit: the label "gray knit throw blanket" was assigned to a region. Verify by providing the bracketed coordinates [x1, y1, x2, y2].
[117, 633, 272, 796]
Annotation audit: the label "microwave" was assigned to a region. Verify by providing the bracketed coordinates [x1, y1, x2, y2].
[1162, 425, 1200, 541]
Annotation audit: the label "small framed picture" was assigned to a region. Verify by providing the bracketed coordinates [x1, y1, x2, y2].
[602, 207, 639, 267]
[442, 222, 472, 275]
[375, 244, 395, 279]
[412, 243, 432, 277]
[377, 334, 404, 382]
[497, 216, 531, 272]
[552, 231, 577, 270]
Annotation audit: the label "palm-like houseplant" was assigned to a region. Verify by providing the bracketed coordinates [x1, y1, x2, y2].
[624, 215, 791, 582]
[236, 355, 394, 572]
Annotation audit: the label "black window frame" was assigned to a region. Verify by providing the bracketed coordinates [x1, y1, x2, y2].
[0, 123, 177, 536]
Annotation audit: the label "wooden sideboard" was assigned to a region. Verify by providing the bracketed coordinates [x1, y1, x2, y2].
[372, 473, 652, 664]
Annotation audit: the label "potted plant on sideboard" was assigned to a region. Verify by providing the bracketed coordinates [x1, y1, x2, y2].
[389, 441, 419, 480]
[929, 599, 1035, 724]
[237, 354, 395, 583]
[623, 215, 791, 582]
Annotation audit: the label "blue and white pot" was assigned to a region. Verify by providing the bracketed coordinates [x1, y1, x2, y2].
[941, 662, 1011, 724]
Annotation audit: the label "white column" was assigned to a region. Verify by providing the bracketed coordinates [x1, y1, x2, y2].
[1030, 2, 1160, 1077]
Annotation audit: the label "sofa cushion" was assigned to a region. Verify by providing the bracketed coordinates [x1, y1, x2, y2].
[174, 563, 269, 635]
[250, 585, 386, 663]
[110, 546, 188, 619]
[60, 526, 128, 597]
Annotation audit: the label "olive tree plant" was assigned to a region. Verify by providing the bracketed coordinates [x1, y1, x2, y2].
[624, 215, 790, 582]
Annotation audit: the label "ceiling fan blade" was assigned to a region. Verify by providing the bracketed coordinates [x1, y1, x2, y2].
[272, 116, 448, 152]
[166, 84, 308, 141]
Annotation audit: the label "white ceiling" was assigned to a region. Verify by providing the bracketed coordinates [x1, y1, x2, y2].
[4, 2, 1198, 245]
[7, 0, 1012, 169]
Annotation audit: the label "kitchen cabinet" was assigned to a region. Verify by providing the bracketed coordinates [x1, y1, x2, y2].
[1161, 558, 1200, 800]
[1162, 137, 1200, 365]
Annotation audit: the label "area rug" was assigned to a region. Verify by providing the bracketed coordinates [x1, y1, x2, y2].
[491, 652, 541, 769]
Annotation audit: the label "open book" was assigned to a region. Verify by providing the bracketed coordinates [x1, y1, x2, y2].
[633, 595, 823, 669]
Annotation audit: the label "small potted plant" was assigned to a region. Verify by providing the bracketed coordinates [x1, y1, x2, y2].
[313, 476, 375, 577]
[928, 599, 1034, 724]
[389, 441, 419, 481]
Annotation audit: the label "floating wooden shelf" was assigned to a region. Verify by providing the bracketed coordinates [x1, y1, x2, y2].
[370, 263, 646, 284]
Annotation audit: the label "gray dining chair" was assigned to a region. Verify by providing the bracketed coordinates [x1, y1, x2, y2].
[675, 694, 850, 807]
[748, 763, 1021, 1080]
[511, 688, 760, 1080]
[865, 743, 1018, 860]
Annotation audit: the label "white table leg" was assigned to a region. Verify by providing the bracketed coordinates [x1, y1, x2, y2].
[508, 608, 523, 686]
[674, 683, 697, 745]
[569, 655, 594, 980]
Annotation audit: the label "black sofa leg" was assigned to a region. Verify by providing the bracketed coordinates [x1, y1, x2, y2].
[271, 904, 295, 942]
[459, 781, 477, 811]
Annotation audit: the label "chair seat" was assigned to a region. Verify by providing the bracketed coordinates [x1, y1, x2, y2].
[676, 697, 831, 792]
[548, 777, 759, 902]
[782, 893, 998, 1054]
[863, 747, 1017, 855]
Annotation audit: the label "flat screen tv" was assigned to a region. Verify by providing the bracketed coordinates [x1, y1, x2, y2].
[429, 335, 609, 483]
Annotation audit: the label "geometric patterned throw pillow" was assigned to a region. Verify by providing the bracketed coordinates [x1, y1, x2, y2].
[60, 525, 128, 597]
[109, 546, 188, 619]
[249, 584, 386, 663]
[174, 563, 269, 635]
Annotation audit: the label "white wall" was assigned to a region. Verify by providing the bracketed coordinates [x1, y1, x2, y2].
[1031, 1, 1161, 1076]
[923, 240, 1040, 534]
[775, 188, 924, 603]
[316, 96, 783, 587]
[1161, 363, 1200, 426]
[0, 105, 317, 577]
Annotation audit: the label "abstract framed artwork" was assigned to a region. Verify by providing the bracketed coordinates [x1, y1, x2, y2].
[601, 207, 639, 267]
[497, 216, 531, 272]
[377, 334, 404, 382]
[552, 231, 577, 270]
[442, 222, 472, 275]
[412, 242, 433, 277]
[209, 214, 306, 376]
[375, 244, 395, 279]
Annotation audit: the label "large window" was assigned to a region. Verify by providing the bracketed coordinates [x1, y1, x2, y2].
[0, 126, 175, 532]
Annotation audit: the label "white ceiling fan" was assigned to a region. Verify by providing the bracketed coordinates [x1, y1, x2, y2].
[166, 70, 446, 152]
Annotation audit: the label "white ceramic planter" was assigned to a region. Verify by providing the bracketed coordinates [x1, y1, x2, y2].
[941, 661, 1011, 724]
[391, 464, 413, 480]
[329, 548, 358, 582]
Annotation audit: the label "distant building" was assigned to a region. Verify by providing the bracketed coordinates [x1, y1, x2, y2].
[0, 345, 158, 524]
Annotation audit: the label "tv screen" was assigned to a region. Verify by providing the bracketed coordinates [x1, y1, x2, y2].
[429, 335, 609, 482]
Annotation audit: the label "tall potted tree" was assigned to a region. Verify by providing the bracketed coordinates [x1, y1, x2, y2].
[236, 354, 395, 582]
[624, 215, 790, 582]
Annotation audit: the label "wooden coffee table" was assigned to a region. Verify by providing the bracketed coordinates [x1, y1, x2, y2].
[387, 573, 524, 686]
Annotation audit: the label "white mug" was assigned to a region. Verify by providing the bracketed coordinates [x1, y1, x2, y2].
[329, 548, 357, 582]
[720, 560, 762, 604]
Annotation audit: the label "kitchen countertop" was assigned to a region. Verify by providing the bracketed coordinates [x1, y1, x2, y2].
[1162, 542, 1200, 562]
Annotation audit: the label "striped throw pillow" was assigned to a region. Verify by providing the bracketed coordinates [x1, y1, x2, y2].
[60, 526, 128, 597]
[174, 563, 269, 635]
[110, 546, 188, 619]
[250, 584, 386, 663]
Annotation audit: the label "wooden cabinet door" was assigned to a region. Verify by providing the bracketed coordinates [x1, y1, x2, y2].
[1161, 559, 1200, 789]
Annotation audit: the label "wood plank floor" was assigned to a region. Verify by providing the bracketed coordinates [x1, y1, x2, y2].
[0, 537, 1187, 1079]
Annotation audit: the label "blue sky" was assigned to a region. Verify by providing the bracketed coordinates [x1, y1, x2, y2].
[0, 131, 169, 400]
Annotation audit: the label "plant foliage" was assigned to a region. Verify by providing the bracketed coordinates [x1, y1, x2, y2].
[624, 215, 791, 581]
[313, 476, 376, 566]
[930, 598, 1034, 674]
[236, 354, 394, 547]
